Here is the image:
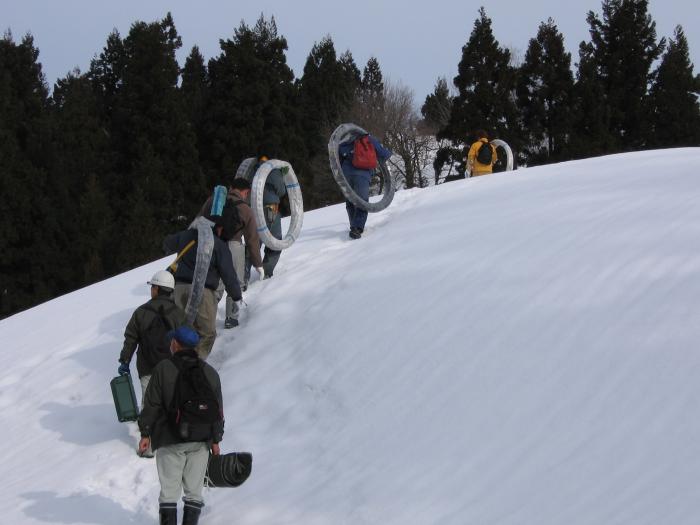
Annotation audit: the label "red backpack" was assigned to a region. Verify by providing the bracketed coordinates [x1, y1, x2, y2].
[352, 135, 378, 170]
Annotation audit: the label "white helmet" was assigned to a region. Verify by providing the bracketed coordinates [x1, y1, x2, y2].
[147, 270, 175, 291]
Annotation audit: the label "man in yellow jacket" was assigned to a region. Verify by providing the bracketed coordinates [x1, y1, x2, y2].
[466, 130, 497, 177]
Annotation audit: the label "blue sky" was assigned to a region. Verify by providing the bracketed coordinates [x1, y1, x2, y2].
[2, 0, 697, 103]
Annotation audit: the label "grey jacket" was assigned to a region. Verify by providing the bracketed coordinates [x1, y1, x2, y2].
[263, 168, 286, 205]
[138, 349, 224, 451]
[119, 295, 186, 378]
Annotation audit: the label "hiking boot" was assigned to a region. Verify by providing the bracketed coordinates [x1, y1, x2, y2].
[349, 227, 362, 239]
[159, 503, 177, 525]
[224, 317, 239, 329]
[182, 500, 203, 525]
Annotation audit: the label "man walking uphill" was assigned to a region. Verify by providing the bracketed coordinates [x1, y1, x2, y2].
[198, 178, 264, 329]
[466, 130, 497, 177]
[163, 218, 241, 359]
[118, 270, 186, 457]
[338, 133, 392, 239]
[258, 155, 286, 278]
[139, 326, 224, 525]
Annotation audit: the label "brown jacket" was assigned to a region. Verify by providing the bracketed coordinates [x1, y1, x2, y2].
[199, 189, 263, 268]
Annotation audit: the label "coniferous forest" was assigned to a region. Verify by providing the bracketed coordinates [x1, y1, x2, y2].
[2, 2, 699, 318]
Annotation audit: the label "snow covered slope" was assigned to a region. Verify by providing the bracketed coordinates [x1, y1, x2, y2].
[2, 148, 700, 524]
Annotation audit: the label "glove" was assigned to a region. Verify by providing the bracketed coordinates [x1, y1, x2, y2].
[118, 362, 130, 376]
[256, 267, 265, 280]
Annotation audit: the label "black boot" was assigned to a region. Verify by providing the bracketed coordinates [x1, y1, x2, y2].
[159, 503, 177, 525]
[182, 500, 204, 525]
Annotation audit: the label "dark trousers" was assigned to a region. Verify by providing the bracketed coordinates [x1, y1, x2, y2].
[263, 209, 282, 276]
[345, 171, 371, 230]
[246, 206, 283, 279]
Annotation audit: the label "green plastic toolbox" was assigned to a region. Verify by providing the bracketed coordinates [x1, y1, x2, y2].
[110, 374, 139, 422]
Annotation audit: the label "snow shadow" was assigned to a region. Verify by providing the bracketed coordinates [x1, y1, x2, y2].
[39, 402, 133, 447]
[21, 491, 146, 524]
[296, 223, 349, 243]
[98, 308, 134, 339]
[69, 342, 119, 375]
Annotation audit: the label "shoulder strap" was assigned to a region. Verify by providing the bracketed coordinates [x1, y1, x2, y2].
[227, 199, 246, 234]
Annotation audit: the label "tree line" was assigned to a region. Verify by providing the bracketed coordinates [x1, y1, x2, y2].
[428, 2, 700, 175]
[1, 1, 698, 318]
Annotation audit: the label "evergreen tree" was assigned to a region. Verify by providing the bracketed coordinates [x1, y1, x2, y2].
[204, 14, 300, 184]
[421, 77, 453, 134]
[338, 50, 361, 88]
[117, 182, 158, 269]
[120, 13, 202, 223]
[361, 57, 384, 97]
[48, 71, 110, 289]
[77, 174, 113, 283]
[87, 30, 126, 125]
[181, 45, 209, 159]
[361, 58, 385, 110]
[297, 37, 360, 207]
[516, 18, 575, 164]
[88, 14, 203, 270]
[0, 32, 51, 317]
[569, 41, 611, 158]
[351, 57, 387, 135]
[298, 36, 359, 156]
[647, 26, 700, 147]
[582, 0, 664, 150]
[442, 7, 520, 171]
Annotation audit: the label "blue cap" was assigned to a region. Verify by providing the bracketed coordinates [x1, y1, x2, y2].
[167, 326, 200, 348]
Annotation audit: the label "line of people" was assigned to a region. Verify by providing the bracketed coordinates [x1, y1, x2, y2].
[114, 132, 398, 522]
[116, 156, 288, 525]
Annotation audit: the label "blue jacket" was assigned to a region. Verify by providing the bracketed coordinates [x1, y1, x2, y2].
[339, 134, 392, 179]
[163, 228, 242, 301]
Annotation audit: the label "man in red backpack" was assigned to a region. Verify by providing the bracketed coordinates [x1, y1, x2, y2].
[338, 133, 392, 239]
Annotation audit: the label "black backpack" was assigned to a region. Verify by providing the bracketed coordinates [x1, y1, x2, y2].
[476, 141, 493, 165]
[170, 354, 221, 442]
[219, 199, 245, 241]
[141, 304, 178, 370]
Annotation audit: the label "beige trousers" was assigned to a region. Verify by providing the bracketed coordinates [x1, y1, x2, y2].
[174, 284, 217, 359]
[156, 441, 209, 504]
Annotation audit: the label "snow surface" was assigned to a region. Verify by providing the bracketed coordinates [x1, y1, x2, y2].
[2, 148, 700, 524]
